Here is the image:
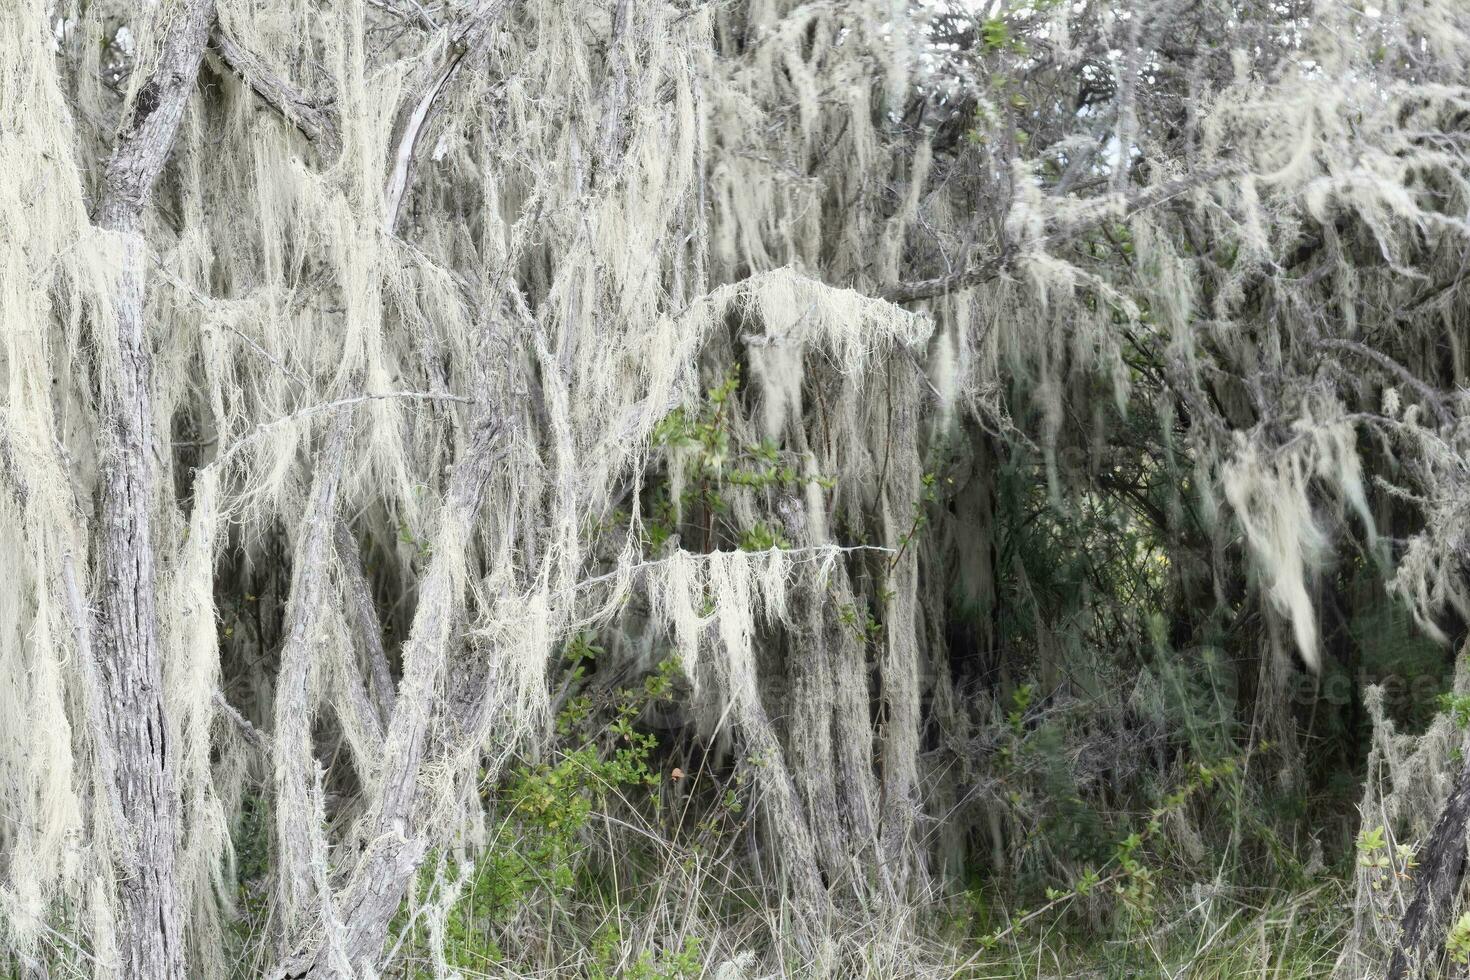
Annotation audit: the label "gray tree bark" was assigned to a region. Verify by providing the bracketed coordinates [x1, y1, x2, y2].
[271, 411, 354, 930]
[335, 520, 397, 724]
[88, 1, 216, 977]
[271, 415, 504, 979]
[1385, 760, 1470, 979]
[209, 26, 341, 160]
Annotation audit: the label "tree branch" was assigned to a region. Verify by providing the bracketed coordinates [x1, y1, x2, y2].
[271, 409, 354, 924]
[205, 391, 474, 475]
[94, 1, 217, 229]
[1315, 337, 1455, 429]
[209, 25, 341, 160]
[334, 519, 397, 724]
[883, 163, 1240, 303]
[383, 0, 516, 234]
[367, 0, 439, 31]
[213, 692, 271, 754]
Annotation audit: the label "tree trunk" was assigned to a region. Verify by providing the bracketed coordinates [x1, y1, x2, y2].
[271, 416, 504, 979]
[1386, 760, 1470, 979]
[876, 363, 925, 895]
[89, 2, 215, 976]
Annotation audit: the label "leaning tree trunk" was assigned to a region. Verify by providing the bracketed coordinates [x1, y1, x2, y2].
[1385, 760, 1470, 979]
[270, 413, 504, 979]
[88, 1, 215, 976]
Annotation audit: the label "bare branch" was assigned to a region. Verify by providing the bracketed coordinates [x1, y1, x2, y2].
[213, 692, 271, 754]
[383, 0, 516, 234]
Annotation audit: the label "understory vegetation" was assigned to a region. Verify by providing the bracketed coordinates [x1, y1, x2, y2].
[10, 0, 1470, 977]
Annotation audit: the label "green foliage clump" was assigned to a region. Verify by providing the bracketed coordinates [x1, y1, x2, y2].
[645, 367, 831, 554]
[391, 640, 702, 976]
